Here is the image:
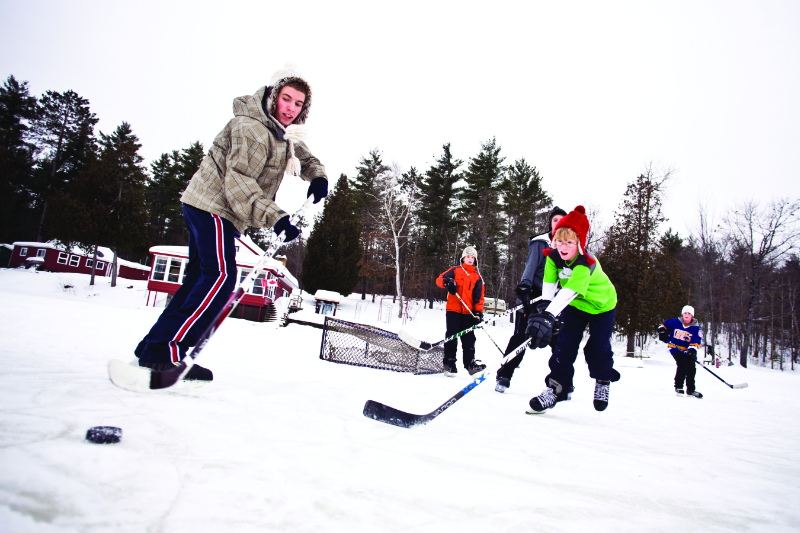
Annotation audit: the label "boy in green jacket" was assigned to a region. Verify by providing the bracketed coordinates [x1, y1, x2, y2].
[525, 206, 619, 413]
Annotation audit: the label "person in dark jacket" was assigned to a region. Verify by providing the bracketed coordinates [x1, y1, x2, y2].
[436, 246, 486, 377]
[658, 305, 704, 398]
[495, 206, 566, 392]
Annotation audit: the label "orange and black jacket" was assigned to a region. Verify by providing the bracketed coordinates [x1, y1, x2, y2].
[436, 263, 485, 314]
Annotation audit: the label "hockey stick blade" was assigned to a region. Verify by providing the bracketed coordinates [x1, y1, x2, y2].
[397, 329, 434, 351]
[732, 383, 749, 389]
[363, 373, 487, 428]
[108, 359, 190, 392]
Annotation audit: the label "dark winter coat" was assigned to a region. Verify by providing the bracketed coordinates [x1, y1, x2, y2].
[516, 232, 551, 302]
[661, 317, 703, 352]
[437, 263, 485, 314]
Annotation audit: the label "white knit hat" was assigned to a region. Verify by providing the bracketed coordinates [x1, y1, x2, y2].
[266, 63, 312, 177]
[682, 305, 695, 316]
[461, 246, 478, 263]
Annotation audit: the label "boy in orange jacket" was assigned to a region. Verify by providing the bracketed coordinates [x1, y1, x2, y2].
[436, 246, 487, 377]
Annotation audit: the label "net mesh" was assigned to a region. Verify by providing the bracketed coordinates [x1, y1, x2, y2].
[320, 317, 443, 375]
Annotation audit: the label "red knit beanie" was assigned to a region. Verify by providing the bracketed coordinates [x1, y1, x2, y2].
[553, 205, 594, 265]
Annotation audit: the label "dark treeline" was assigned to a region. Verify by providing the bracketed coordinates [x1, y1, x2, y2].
[305, 152, 800, 369]
[3, 75, 799, 368]
[0, 75, 201, 280]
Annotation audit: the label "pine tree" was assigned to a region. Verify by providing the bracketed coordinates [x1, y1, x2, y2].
[416, 143, 462, 305]
[499, 157, 552, 302]
[30, 89, 98, 241]
[600, 168, 686, 353]
[48, 123, 149, 286]
[0, 75, 38, 242]
[145, 141, 204, 246]
[302, 174, 363, 295]
[458, 137, 506, 295]
[350, 149, 390, 299]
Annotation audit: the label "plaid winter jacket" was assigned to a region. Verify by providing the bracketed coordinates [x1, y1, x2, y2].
[181, 86, 326, 234]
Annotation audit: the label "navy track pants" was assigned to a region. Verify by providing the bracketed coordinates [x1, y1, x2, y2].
[136, 204, 238, 365]
[545, 306, 620, 390]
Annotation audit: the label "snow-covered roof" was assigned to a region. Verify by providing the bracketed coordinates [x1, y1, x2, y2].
[12, 241, 114, 259]
[1, 243, 12, 250]
[117, 258, 150, 271]
[314, 290, 341, 303]
[149, 239, 298, 287]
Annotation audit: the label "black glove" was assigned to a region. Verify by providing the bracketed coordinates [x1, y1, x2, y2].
[536, 300, 551, 313]
[515, 284, 532, 309]
[526, 311, 555, 349]
[273, 216, 300, 242]
[472, 311, 484, 324]
[658, 327, 669, 343]
[306, 177, 328, 204]
[687, 348, 697, 362]
[443, 277, 457, 295]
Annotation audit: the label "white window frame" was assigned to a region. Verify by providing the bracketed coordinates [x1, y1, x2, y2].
[36, 249, 46, 258]
[68, 255, 80, 267]
[152, 256, 168, 281]
[86, 258, 94, 268]
[57, 252, 69, 265]
[20, 247, 27, 257]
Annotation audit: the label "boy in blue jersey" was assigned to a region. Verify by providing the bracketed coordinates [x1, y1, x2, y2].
[525, 206, 620, 413]
[658, 305, 704, 398]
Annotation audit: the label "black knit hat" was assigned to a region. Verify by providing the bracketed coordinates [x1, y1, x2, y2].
[548, 206, 568, 231]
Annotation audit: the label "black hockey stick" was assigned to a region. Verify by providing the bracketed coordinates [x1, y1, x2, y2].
[693, 358, 748, 389]
[363, 341, 529, 428]
[398, 297, 542, 351]
[108, 197, 315, 393]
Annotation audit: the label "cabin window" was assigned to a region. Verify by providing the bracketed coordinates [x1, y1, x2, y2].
[167, 259, 182, 283]
[86, 259, 94, 268]
[96, 261, 105, 271]
[36, 249, 46, 258]
[68, 255, 80, 267]
[57, 252, 69, 265]
[20, 247, 27, 256]
[152, 257, 168, 281]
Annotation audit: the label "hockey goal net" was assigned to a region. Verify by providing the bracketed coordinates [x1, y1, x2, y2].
[320, 317, 443, 375]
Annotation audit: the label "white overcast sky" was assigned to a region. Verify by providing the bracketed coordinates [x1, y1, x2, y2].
[2, 0, 799, 238]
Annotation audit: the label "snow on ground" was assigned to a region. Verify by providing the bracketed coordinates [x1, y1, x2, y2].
[1, 268, 799, 533]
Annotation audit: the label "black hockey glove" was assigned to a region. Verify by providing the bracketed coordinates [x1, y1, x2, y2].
[443, 277, 458, 295]
[536, 300, 551, 314]
[306, 177, 328, 204]
[687, 348, 697, 361]
[515, 284, 532, 310]
[657, 326, 669, 343]
[472, 311, 484, 324]
[526, 311, 555, 349]
[273, 215, 300, 242]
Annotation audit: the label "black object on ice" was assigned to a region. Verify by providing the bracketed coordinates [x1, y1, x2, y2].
[363, 373, 488, 428]
[86, 426, 122, 444]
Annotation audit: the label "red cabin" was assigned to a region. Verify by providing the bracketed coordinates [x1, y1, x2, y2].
[145, 235, 298, 323]
[8, 241, 149, 280]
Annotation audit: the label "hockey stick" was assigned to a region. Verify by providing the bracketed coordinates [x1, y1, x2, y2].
[452, 291, 506, 356]
[693, 358, 748, 389]
[363, 341, 530, 428]
[108, 197, 315, 393]
[398, 297, 542, 351]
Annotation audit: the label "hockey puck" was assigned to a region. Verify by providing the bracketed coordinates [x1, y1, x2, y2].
[86, 426, 122, 444]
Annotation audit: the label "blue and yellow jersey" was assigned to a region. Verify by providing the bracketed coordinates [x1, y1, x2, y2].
[661, 317, 702, 352]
